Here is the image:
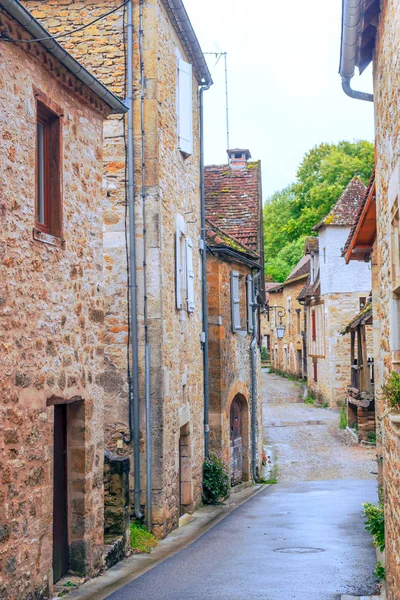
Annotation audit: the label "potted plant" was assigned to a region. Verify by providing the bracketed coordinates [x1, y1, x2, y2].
[380, 370, 400, 435]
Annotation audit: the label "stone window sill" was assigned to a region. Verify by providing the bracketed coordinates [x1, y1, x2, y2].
[33, 227, 65, 248]
[387, 410, 400, 437]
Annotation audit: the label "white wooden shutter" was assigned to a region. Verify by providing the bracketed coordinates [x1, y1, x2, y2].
[246, 275, 254, 333]
[176, 216, 185, 310]
[186, 237, 195, 312]
[178, 59, 193, 155]
[231, 271, 241, 332]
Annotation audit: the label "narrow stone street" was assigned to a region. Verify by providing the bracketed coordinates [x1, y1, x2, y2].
[103, 372, 378, 600]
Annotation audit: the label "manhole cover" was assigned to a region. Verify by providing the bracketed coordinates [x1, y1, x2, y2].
[273, 547, 325, 554]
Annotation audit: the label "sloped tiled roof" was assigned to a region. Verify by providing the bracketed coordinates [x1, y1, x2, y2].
[205, 161, 262, 253]
[341, 302, 373, 334]
[313, 177, 367, 231]
[342, 171, 376, 259]
[206, 218, 259, 260]
[297, 275, 320, 302]
[304, 237, 319, 254]
[285, 255, 310, 285]
[265, 282, 284, 293]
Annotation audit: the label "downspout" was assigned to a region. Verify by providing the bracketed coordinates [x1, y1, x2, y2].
[200, 81, 211, 458]
[339, 0, 373, 102]
[250, 268, 262, 481]
[138, 0, 152, 533]
[126, 0, 142, 520]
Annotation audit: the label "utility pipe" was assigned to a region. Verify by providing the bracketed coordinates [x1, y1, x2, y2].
[339, 0, 373, 102]
[126, 0, 142, 521]
[250, 270, 260, 482]
[138, 0, 152, 532]
[200, 81, 211, 457]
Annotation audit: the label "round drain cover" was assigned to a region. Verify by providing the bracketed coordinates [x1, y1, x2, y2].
[273, 547, 325, 554]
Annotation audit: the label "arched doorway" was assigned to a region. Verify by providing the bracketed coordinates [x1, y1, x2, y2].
[230, 395, 249, 485]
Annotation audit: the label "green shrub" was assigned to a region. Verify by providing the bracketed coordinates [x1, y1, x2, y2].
[339, 403, 347, 430]
[367, 431, 377, 444]
[304, 396, 314, 405]
[363, 502, 385, 552]
[261, 347, 268, 361]
[374, 561, 386, 581]
[130, 521, 158, 553]
[203, 452, 230, 504]
[382, 370, 400, 408]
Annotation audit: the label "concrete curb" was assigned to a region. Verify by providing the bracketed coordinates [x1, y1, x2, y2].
[53, 483, 271, 600]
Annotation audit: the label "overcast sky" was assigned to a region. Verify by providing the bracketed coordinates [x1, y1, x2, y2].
[184, 0, 375, 200]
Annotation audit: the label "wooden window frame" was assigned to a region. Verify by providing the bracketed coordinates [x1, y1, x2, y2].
[311, 309, 316, 342]
[34, 90, 63, 240]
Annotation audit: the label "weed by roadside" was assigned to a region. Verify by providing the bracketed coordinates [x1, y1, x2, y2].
[339, 403, 347, 429]
[374, 560, 386, 582]
[258, 477, 278, 484]
[130, 521, 158, 554]
[304, 396, 314, 405]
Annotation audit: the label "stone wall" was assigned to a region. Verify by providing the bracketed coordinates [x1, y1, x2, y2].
[23, 0, 205, 537]
[207, 254, 263, 482]
[307, 293, 369, 407]
[0, 16, 107, 599]
[266, 280, 307, 378]
[373, 1, 400, 596]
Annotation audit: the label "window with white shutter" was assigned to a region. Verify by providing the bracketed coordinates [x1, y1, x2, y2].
[246, 275, 254, 333]
[177, 59, 193, 155]
[176, 215, 186, 310]
[231, 271, 241, 332]
[186, 237, 195, 312]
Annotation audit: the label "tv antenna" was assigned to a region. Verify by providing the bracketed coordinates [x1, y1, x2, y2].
[204, 51, 230, 150]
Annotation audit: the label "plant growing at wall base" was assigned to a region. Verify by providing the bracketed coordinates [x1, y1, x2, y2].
[203, 452, 230, 504]
[363, 501, 385, 552]
[379, 370, 400, 418]
[130, 520, 158, 553]
[261, 346, 268, 361]
[374, 561, 386, 582]
[339, 403, 347, 430]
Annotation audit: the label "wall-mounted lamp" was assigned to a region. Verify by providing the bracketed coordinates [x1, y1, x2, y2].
[265, 304, 286, 340]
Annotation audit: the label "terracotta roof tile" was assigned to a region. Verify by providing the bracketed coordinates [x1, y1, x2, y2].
[313, 177, 367, 231]
[205, 161, 262, 254]
[304, 237, 319, 254]
[342, 171, 376, 257]
[284, 255, 310, 284]
[206, 218, 259, 259]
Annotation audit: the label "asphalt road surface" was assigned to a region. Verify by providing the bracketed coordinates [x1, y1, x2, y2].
[107, 372, 378, 600]
[107, 480, 377, 600]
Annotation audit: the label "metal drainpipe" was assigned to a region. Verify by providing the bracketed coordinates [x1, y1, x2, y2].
[200, 82, 211, 458]
[126, 0, 142, 520]
[251, 269, 261, 481]
[138, 0, 152, 533]
[339, 0, 373, 102]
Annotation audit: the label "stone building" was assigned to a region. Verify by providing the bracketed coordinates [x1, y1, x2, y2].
[205, 150, 264, 484]
[264, 251, 311, 378]
[0, 1, 127, 597]
[340, 0, 400, 581]
[298, 179, 372, 406]
[23, 0, 213, 538]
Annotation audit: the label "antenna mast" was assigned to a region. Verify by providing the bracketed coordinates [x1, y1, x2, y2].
[204, 51, 230, 150]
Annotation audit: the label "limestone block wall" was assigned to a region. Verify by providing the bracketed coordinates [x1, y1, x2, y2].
[307, 293, 370, 407]
[23, 0, 205, 537]
[207, 255, 263, 482]
[373, 1, 400, 596]
[0, 25, 106, 600]
[268, 281, 306, 377]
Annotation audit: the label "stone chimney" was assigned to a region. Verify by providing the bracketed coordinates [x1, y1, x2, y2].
[227, 148, 251, 169]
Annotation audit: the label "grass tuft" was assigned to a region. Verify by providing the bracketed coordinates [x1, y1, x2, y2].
[130, 521, 158, 554]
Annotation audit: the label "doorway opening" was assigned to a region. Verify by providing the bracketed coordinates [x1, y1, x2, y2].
[53, 405, 68, 583]
[229, 394, 249, 486]
[179, 424, 193, 517]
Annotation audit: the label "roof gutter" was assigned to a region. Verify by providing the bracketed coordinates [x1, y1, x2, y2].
[0, 0, 128, 114]
[339, 0, 373, 103]
[162, 0, 212, 86]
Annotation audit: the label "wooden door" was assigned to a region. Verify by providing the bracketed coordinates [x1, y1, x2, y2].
[53, 405, 68, 583]
[230, 398, 242, 485]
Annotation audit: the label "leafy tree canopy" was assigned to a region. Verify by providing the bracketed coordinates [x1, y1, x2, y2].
[264, 140, 374, 282]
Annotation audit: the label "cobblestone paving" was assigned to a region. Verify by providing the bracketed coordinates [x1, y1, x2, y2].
[262, 371, 377, 484]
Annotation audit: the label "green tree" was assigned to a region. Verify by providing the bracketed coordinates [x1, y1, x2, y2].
[264, 140, 374, 282]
